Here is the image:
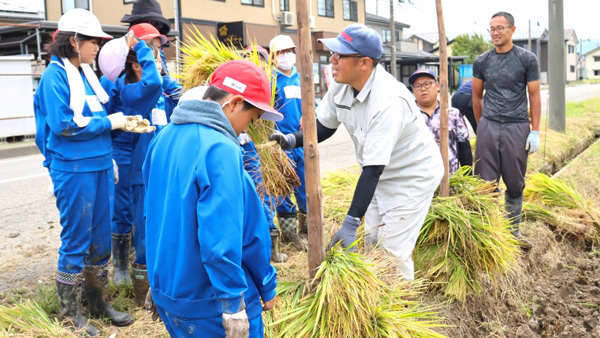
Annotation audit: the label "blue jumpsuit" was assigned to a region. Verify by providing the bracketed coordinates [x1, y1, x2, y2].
[273, 67, 306, 214]
[143, 100, 277, 337]
[119, 41, 164, 265]
[34, 56, 115, 275]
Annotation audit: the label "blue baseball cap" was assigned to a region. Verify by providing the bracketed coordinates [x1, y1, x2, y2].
[408, 68, 437, 85]
[318, 24, 383, 60]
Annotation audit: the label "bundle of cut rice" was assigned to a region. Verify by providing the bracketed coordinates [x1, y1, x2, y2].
[178, 28, 300, 200]
[523, 172, 600, 243]
[414, 166, 520, 303]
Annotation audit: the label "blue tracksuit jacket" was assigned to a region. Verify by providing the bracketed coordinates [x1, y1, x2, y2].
[143, 108, 277, 320]
[34, 56, 113, 172]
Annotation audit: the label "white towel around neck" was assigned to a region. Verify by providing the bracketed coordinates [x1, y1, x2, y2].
[50, 58, 110, 127]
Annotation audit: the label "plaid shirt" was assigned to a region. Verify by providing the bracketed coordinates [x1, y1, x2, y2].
[420, 104, 470, 174]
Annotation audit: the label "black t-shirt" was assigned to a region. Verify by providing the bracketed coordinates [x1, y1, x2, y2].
[473, 45, 539, 123]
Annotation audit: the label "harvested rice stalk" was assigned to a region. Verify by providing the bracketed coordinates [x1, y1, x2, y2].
[266, 245, 447, 338]
[523, 172, 600, 242]
[254, 141, 301, 199]
[321, 169, 360, 224]
[415, 166, 520, 303]
[177, 29, 300, 200]
[0, 299, 79, 337]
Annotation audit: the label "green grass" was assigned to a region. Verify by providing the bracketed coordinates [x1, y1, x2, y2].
[565, 97, 600, 117]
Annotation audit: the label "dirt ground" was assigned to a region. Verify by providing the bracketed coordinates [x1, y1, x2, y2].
[3, 144, 600, 336]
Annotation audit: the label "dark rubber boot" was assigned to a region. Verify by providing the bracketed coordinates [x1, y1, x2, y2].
[505, 193, 532, 251]
[297, 212, 308, 240]
[270, 228, 288, 263]
[111, 232, 132, 285]
[83, 264, 134, 327]
[56, 273, 101, 337]
[131, 263, 149, 307]
[278, 213, 307, 251]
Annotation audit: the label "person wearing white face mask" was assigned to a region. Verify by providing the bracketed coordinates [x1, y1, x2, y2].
[268, 34, 307, 252]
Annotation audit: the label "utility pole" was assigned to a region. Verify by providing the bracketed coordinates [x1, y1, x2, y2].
[435, 0, 449, 197]
[548, 0, 566, 132]
[389, 0, 397, 78]
[528, 19, 531, 51]
[296, 0, 325, 280]
[174, 0, 182, 75]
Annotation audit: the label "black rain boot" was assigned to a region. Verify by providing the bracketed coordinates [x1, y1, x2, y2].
[131, 263, 149, 307]
[83, 263, 134, 327]
[505, 192, 532, 251]
[270, 228, 288, 263]
[297, 211, 308, 240]
[278, 212, 307, 251]
[56, 272, 101, 337]
[111, 232, 132, 285]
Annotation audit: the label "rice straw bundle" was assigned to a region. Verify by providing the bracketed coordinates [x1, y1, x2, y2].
[266, 245, 447, 338]
[321, 169, 360, 224]
[523, 172, 600, 242]
[0, 299, 80, 337]
[177, 28, 300, 200]
[414, 166, 520, 303]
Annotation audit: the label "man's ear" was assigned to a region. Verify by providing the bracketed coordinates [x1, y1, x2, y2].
[359, 57, 373, 71]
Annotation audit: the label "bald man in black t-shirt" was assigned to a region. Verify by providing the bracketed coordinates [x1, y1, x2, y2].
[472, 11, 541, 251]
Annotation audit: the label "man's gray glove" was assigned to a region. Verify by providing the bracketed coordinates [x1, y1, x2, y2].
[268, 130, 296, 150]
[327, 215, 361, 252]
[222, 310, 249, 338]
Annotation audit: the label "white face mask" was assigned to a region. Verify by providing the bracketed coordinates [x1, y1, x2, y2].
[276, 52, 296, 71]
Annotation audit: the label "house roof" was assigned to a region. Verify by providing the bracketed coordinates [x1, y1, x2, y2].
[407, 32, 439, 44]
[512, 28, 547, 41]
[584, 45, 600, 56]
[0, 1, 43, 20]
[365, 13, 410, 28]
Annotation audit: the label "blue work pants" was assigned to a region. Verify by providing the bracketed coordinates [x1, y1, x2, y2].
[51, 169, 113, 273]
[275, 147, 306, 214]
[156, 305, 264, 338]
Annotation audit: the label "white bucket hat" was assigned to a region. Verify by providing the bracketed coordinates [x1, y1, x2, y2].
[58, 8, 112, 39]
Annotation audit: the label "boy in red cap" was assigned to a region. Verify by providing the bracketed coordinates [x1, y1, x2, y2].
[143, 60, 281, 337]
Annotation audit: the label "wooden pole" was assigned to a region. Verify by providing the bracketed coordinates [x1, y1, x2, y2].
[435, 0, 450, 197]
[295, 0, 326, 279]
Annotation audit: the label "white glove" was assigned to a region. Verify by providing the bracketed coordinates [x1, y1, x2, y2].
[112, 159, 119, 184]
[107, 112, 127, 130]
[222, 310, 249, 338]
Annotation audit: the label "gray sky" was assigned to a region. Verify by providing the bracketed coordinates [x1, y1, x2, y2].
[13, 0, 600, 49]
[370, 0, 600, 43]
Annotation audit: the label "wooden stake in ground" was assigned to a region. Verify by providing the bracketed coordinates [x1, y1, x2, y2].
[295, 0, 326, 279]
[435, 0, 450, 197]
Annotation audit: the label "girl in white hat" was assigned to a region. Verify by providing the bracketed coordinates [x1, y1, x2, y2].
[33, 8, 136, 336]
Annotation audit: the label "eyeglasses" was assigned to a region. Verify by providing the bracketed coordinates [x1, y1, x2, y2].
[488, 25, 512, 34]
[412, 81, 435, 91]
[330, 51, 364, 60]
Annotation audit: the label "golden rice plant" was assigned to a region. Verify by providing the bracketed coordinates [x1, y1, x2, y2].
[523, 172, 600, 242]
[414, 166, 520, 303]
[177, 28, 300, 200]
[265, 245, 448, 338]
[0, 299, 80, 337]
[321, 169, 360, 224]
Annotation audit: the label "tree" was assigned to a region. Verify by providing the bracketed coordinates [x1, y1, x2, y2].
[452, 33, 493, 64]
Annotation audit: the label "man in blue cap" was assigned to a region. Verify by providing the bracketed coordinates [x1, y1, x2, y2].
[269, 24, 443, 280]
